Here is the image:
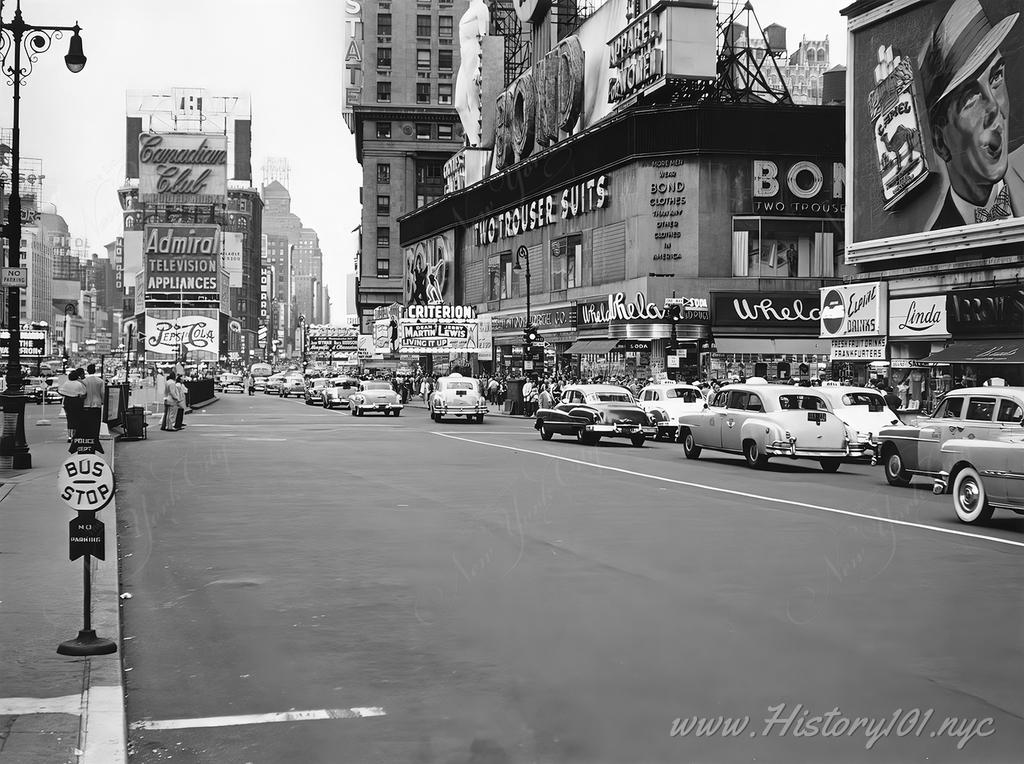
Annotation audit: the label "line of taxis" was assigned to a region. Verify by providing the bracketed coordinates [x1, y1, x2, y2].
[533, 380, 1024, 526]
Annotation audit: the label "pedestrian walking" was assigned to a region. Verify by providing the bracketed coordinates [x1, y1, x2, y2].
[81, 363, 105, 438]
[174, 375, 189, 430]
[244, 372, 255, 396]
[58, 369, 87, 443]
[161, 371, 181, 431]
[883, 386, 901, 413]
[538, 384, 554, 411]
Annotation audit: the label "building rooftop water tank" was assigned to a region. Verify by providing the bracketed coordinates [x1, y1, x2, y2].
[822, 65, 846, 105]
[764, 23, 787, 54]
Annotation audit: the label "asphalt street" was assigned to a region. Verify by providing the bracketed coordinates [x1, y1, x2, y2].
[113, 393, 1024, 764]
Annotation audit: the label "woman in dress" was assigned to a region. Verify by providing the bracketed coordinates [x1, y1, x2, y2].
[58, 369, 87, 443]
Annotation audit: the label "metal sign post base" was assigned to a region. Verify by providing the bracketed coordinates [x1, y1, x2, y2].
[57, 629, 117, 656]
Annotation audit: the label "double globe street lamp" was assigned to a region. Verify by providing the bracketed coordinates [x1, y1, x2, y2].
[0, 0, 85, 468]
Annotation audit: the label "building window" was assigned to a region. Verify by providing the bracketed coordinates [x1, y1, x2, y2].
[438, 83, 453, 104]
[416, 159, 444, 183]
[377, 13, 391, 36]
[416, 83, 431, 104]
[415, 123, 432, 140]
[415, 193, 440, 208]
[550, 234, 582, 291]
[438, 49, 453, 71]
[416, 14, 431, 36]
[732, 217, 840, 278]
[377, 228, 390, 248]
[377, 47, 391, 68]
[376, 163, 390, 183]
[376, 195, 390, 216]
[439, 15, 454, 38]
[376, 258, 390, 278]
[437, 123, 453, 140]
[377, 81, 391, 103]
[417, 49, 431, 70]
[487, 252, 513, 300]
[376, 122, 391, 139]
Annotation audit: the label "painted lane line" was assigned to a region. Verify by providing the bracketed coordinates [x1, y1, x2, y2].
[0, 693, 83, 715]
[130, 706, 386, 730]
[240, 437, 288, 442]
[434, 433, 1024, 551]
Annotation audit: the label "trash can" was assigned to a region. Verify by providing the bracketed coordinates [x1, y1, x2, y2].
[123, 405, 148, 440]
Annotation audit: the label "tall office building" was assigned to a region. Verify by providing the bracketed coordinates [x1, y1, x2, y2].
[345, 0, 471, 331]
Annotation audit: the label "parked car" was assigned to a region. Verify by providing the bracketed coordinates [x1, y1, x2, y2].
[677, 384, 867, 471]
[349, 381, 403, 416]
[220, 373, 245, 394]
[636, 383, 706, 441]
[874, 387, 1024, 488]
[813, 385, 902, 457]
[23, 376, 48, 404]
[322, 377, 360, 409]
[534, 384, 655, 446]
[933, 410, 1024, 524]
[278, 373, 305, 398]
[263, 373, 286, 395]
[304, 377, 334, 406]
[428, 373, 488, 423]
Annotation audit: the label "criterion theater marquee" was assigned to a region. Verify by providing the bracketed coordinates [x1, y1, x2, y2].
[472, 175, 609, 246]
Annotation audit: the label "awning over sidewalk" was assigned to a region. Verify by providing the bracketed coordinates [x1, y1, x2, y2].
[565, 339, 620, 355]
[713, 338, 832, 355]
[921, 340, 1024, 364]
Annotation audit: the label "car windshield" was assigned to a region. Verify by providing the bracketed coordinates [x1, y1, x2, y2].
[588, 392, 634, 404]
[311, 379, 330, 388]
[362, 383, 391, 390]
[840, 392, 886, 411]
[664, 388, 701, 402]
[224, 375, 242, 383]
[446, 381, 474, 390]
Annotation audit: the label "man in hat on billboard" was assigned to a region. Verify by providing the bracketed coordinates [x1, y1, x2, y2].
[921, 0, 1023, 229]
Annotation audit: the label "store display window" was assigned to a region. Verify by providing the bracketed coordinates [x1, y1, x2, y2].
[732, 217, 842, 278]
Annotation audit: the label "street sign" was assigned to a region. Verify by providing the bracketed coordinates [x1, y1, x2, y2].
[1, 267, 27, 287]
[57, 454, 115, 512]
[664, 297, 687, 306]
[69, 516, 105, 561]
[667, 356, 680, 368]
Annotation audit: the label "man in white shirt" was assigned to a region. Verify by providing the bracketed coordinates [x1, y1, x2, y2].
[81, 363, 105, 440]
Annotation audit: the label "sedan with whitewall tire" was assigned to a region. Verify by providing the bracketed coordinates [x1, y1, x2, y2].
[677, 384, 867, 471]
[349, 381, 403, 417]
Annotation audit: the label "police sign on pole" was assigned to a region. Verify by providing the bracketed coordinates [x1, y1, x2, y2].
[57, 454, 115, 512]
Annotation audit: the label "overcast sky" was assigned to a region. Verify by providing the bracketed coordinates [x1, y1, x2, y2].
[1, 0, 848, 319]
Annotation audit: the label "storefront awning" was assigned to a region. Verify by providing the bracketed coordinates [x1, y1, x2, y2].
[921, 340, 1024, 364]
[565, 339, 620, 355]
[713, 338, 832, 355]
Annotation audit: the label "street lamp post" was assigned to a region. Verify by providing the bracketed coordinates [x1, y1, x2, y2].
[298, 314, 307, 373]
[513, 245, 531, 329]
[62, 303, 75, 373]
[0, 1, 85, 469]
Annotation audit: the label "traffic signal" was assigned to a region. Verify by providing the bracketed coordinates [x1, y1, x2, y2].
[524, 325, 540, 344]
[666, 304, 682, 321]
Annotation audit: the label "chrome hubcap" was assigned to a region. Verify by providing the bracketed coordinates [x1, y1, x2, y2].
[887, 454, 901, 475]
[959, 481, 980, 513]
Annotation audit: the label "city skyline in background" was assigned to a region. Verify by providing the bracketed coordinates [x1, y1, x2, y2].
[0, 0, 848, 319]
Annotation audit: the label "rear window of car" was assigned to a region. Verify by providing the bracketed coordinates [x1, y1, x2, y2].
[779, 394, 826, 411]
[997, 399, 1024, 422]
[589, 392, 633, 403]
[362, 383, 391, 390]
[446, 382, 474, 390]
[665, 388, 701, 402]
[841, 392, 886, 411]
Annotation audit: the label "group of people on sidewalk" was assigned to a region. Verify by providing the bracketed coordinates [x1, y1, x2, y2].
[55, 363, 105, 443]
[161, 372, 189, 431]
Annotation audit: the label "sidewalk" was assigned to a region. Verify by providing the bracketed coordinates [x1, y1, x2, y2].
[0, 403, 125, 764]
